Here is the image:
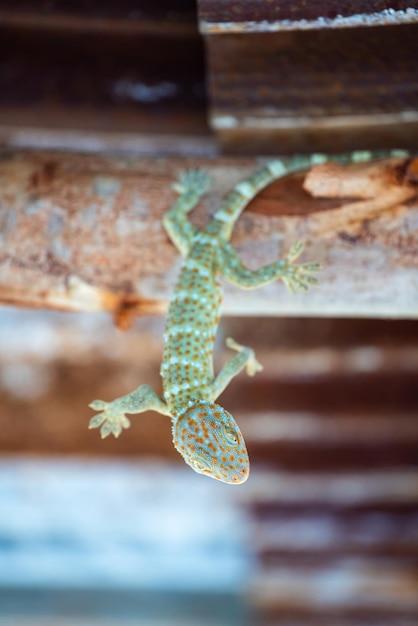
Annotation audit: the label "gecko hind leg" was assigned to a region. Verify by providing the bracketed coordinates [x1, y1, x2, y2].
[210, 337, 263, 401]
[163, 169, 211, 255]
[89, 384, 171, 439]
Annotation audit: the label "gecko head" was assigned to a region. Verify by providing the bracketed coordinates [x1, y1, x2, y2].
[173, 402, 249, 485]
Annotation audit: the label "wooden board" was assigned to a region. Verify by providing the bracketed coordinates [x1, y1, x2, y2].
[0, 5, 212, 156]
[0, 311, 417, 625]
[199, 1, 418, 32]
[199, 0, 418, 153]
[0, 150, 417, 321]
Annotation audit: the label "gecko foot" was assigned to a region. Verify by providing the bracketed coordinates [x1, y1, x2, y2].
[88, 398, 131, 439]
[226, 337, 263, 376]
[172, 169, 211, 196]
[282, 241, 321, 293]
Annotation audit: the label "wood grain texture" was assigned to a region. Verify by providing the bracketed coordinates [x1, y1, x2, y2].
[0, 0, 196, 21]
[0, 1, 197, 36]
[0, 10, 211, 156]
[202, 17, 418, 152]
[0, 313, 417, 457]
[0, 150, 417, 321]
[199, 0, 418, 32]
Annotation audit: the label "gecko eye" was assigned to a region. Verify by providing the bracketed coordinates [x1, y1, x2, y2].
[222, 426, 239, 445]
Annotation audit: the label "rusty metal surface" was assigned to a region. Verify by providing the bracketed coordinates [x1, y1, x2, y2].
[0, 150, 417, 320]
[205, 24, 418, 153]
[199, 0, 418, 32]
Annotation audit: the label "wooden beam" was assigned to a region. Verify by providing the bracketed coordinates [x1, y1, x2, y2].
[199, 3, 418, 153]
[1, 311, 417, 456]
[0, 1, 198, 35]
[0, 13, 210, 156]
[251, 560, 418, 614]
[199, 1, 418, 33]
[0, 150, 417, 322]
[2, 309, 417, 624]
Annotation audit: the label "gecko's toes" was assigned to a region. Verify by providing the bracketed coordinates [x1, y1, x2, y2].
[174, 169, 211, 195]
[89, 399, 107, 410]
[88, 413, 106, 429]
[247, 358, 263, 376]
[225, 337, 242, 351]
[112, 423, 123, 438]
[100, 422, 113, 439]
[121, 416, 131, 429]
[287, 240, 305, 262]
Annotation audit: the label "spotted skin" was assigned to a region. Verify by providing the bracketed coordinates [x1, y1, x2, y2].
[88, 152, 406, 483]
[174, 402, 249, 484]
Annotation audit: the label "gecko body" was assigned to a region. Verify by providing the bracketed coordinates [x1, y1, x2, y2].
[89, 152, 405, 483]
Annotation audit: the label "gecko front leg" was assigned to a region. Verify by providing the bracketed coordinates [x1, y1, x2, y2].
[89, 384, 171, 439]
[210, 337, 263, 401]
[163, 169, 211, 255]
[219, 241, 320, 292]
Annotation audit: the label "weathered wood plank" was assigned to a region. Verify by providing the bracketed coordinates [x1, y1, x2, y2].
[1, 309, 417, 457]
[257, 614, 418, 626]
[253, 510, 418, 557]
[204, 24, 418, 153]
[0, 150, 417, 321]
[242, 410, 418, 471]
[199, 1, 418, 32]
[0, 108, 214, 157]
[243, 471, 418, 508]
[2, 0, 196, 22]
[1, 310, 417, 623]
[252, 562, 418, 611]
[207, 27, 418, 118]
[0, 13, 210, 155]
[0, 11, 197, 37]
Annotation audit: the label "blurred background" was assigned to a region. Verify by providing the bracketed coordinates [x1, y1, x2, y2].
[0, 1, 418, 625]
[1, 311, 418, 625]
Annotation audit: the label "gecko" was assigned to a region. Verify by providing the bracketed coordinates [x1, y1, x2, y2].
[88, 152, 407, 484]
